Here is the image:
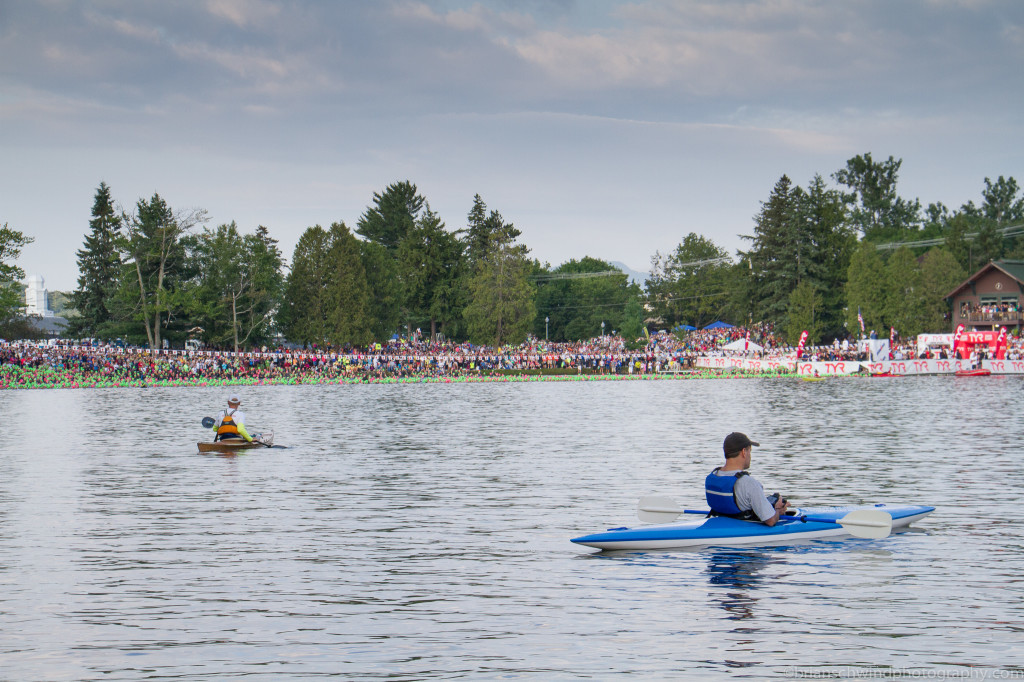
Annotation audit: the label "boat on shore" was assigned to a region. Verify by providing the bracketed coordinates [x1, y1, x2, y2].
[197, 432, 274, 453]
[571, 503, 934, 551]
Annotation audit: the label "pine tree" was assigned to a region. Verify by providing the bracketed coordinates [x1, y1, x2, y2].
[743, 175, 799, 324]
[355, 181, 424, 252]
[360, 240, 402, 341]
[69, 182, 122, 336]
[325, 222, 373, 347]
[281, 225, 332, 346]
[464, 231, 536, 346]
[786, 281, 824, 344]
[397, 204, 465, 340]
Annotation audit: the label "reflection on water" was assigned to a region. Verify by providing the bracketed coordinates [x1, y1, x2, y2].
[1, 378, 1023, 679]
[706, 549, 777, 620]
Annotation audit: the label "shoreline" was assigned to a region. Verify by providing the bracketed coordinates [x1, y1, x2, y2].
[0, 367, 798, 390]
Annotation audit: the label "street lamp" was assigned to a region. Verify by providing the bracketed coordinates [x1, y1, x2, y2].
[545, 316, 549, 341]
[601, 321, 605, 337]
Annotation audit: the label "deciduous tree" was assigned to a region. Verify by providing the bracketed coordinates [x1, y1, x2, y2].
[0, 222, 33, 334]
[118, 194, 206, 350]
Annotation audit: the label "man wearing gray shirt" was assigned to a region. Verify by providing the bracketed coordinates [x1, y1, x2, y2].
[705, 432, 790, 526]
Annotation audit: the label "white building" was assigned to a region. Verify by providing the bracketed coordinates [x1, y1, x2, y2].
[24, 274, 54, 317]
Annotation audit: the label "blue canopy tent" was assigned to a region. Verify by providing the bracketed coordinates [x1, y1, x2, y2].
[703, 321, 735, 330]
[673, 324, 697, 331]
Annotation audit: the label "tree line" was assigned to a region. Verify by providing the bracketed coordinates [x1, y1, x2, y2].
[1, 153, 1021, 348]
[646, 154, 1024, 343]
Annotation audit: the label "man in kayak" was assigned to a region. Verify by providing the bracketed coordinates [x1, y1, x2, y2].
[705, 432, 790, 526]
[212, 394, 254, 443]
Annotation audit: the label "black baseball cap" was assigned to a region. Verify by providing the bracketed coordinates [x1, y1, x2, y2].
[724, 432, 759, 455]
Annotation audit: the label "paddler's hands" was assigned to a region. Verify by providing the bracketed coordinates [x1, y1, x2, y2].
[774, 497, 790, 514]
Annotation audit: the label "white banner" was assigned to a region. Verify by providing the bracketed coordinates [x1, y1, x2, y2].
[696, 357, 1024, 375]
[797, 359, 1024, 375]
[695, 357, 796, 372]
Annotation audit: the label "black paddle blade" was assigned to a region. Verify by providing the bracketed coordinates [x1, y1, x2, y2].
[201, 416, 215, 429]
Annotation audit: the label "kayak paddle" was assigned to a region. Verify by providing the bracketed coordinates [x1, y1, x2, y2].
[637, 495, 893, 539]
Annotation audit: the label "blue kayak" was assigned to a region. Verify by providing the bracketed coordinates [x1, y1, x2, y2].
[571, 503, 934, 551]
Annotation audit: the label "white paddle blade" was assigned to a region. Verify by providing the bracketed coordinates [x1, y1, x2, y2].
[837, 510, 893, 539]
[637, 495, 684, 523]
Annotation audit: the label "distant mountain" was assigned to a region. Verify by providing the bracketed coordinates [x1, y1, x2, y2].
[609, 261, 649, 287]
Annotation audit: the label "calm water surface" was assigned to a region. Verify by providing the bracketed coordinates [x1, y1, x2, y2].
[1, 377, 1022, 680]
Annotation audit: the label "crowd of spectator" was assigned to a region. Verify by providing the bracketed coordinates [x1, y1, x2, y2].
[960, 301, 1021, 322]
[4, 323, 1022, 389]
[0, 333, 718, 389]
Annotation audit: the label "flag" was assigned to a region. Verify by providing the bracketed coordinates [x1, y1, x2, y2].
[890, 327, 896, 359]
[952, 323, 965, 359]
[857, 308, 865, 334]
[996, 326, 1008, 359]
[796, 330, 809, 359]
[744, 330, 750, 351]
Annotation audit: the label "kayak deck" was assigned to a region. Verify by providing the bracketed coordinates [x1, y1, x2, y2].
[571, 503, 934, 551]
[197, 432, 274, 452]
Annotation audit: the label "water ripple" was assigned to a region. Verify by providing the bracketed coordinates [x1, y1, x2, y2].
[0, 378, 1021, 679]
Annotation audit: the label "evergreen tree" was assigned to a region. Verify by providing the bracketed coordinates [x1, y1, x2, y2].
[117, 194, 206, 349]
[793, 174, 856, 338]
[397, 204, 465, 340]
[281, 225, 332, 346]
[786, 281, 824, 345]
[325, 222, 373, 347]
[70, 182, 122, 336]
[742, 175, 800, 324]
[462, 194, 521, 268]
[464, 230, 536, 346]
[360, 240, 403, 341]
[355, 181, 424, 252]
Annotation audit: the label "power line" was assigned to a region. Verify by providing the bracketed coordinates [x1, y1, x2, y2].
[875, 223, 1024, 250]
[531, 270, 626, 281]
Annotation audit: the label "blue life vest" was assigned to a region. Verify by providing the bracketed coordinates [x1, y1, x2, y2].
[705, 468, 750, 517]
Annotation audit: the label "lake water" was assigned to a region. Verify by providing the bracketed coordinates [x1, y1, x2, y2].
[1, 377, 1022, 680]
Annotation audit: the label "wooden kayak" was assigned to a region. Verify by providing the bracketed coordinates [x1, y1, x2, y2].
[197, 432, 274, 452]
[954, 369, 991, 377]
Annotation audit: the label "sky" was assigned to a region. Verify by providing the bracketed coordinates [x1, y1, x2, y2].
[2, 0, 1023, 291]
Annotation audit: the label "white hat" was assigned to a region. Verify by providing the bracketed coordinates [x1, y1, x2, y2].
[227, 394, 241, 404]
